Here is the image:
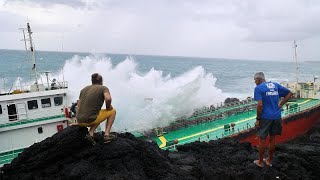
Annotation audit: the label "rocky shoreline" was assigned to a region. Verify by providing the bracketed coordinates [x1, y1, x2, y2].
[1, 123, 320, 180]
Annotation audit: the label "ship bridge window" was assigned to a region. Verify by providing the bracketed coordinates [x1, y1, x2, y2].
[0, 105, 2, 114]
[54, 96, 63, 106]
[27, 100, 38, 110]
[41, 98, 51, 108]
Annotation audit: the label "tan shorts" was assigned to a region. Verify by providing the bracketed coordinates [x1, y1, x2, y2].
[79, 108, 116, 127]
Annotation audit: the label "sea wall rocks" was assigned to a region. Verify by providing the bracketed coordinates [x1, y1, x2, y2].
[1, 123, 320, 180]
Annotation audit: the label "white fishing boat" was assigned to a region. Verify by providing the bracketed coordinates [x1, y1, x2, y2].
[0, 23, 69, 167]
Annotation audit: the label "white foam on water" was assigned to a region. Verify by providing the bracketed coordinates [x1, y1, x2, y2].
[43, 55, 228, 131]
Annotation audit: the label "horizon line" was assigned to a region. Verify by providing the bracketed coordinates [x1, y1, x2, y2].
[0, 48, 310, 63]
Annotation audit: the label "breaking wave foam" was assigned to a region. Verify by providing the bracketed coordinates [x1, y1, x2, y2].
[50, 55, 228, 131]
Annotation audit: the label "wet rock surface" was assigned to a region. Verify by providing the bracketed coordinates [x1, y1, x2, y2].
[1, 123, 320, 180]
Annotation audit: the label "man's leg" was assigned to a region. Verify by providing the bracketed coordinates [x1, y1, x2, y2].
[266, 135, 276, 164]
[88, 124, 99, 137]
[258, 138, 266, 165]
[266, 119, 282, 165]
[105, 111, 116, 136]
[254, 118, 270, 167]
[77, 122, 98, 146]
[92, 109, 117, 136]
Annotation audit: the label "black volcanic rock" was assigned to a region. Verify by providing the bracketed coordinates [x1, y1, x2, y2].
[1, 126, 176, 180]
[1, 123, 320, 180]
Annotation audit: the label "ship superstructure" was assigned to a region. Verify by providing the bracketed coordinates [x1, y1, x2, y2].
[0, 23, 69, 167]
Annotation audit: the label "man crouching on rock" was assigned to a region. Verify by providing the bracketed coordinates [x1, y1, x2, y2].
[73, 73, 116, 145]
[253, 72, 292, 167]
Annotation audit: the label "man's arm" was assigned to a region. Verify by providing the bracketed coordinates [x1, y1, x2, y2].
[254, 86, 263, 127]
[256, 100, 263, 119]
[77, 91, 82, 113]
[254, 100, 263, 128]
[104, 92, 113, 110]
[76, 100, 80, 113]
[279, 92, 293, 108]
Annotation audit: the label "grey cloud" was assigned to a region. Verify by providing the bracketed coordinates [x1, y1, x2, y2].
[155, 0, 320, 42]
[4, 0, 87, 8]
[1, 0, 320, 61]
[0, 11, 26, 32]
[235, 0, 320, 42]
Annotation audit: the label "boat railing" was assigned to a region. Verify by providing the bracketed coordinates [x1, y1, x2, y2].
[158, 99, 257, 136]
[162, 120, 255, 150]
[0, 114, 66, 129]
[192, 98, 255, 115]
[186, 100, 256, 121]
[283, 99, 320, 116]
[0, 112, 28, 126]
[0, 81, 68, 95]
[203, 98, 253, 112]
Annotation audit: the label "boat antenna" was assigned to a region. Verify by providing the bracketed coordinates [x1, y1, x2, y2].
[26, 22, 39, 90]
[2, 76, 5, 93]
[20, 28, 28, 51]
[61, 33, 65, 84]
[293, 40, 298, 84]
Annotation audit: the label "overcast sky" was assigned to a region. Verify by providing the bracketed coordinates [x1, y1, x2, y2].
[1, 0, 320, 61]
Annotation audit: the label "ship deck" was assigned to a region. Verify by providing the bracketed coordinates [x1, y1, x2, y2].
[153, 98, 320, 150]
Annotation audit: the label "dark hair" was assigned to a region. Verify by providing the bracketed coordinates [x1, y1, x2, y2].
[91, 73, 103, 85]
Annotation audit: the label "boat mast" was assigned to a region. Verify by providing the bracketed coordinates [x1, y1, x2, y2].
[26, 23, 39, 90]
[293, 40, 298, 84]
[21, 29, 28, 51]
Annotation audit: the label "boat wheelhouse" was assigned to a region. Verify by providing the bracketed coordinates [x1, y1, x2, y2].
[0, 23, 69, 167]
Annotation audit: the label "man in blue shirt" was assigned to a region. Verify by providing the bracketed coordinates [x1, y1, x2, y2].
[253, 72, 292, 167]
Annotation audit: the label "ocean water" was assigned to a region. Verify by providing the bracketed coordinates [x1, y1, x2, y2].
[0, 49, 319, 131]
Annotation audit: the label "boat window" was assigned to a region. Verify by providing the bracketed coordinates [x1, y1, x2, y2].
[7, 104, 17, 121]
[41, 98, 51, 108]
[0, 105, 2, 114]
[54, 97, 63, 106]
[27, 100, 38, 110]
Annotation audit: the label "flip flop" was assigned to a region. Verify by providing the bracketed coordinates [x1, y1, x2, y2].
[253, 160, 264, 168]
[104, 133, 117, 144]
[263, 158, 272, 167]
[85, 134, 96, 146]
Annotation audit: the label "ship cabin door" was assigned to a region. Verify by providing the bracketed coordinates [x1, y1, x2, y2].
[7, 104, 18, 121]
[16, 103, 27, 120]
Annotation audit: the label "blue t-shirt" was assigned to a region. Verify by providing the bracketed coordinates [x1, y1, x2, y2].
[254, 82, 290, 120]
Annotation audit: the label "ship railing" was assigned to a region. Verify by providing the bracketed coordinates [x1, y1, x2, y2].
[188, 101, 256, 121]
[44, 81, 68, 91]
[192, 98, 255, 115]
[282, 99, 320, 116]
[0, 113, 26, 126]
[0, 111, 65, 128]
[0, 81, 68, 95]
[164, 100, 257, 133]
[162, 118, 256, 150]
